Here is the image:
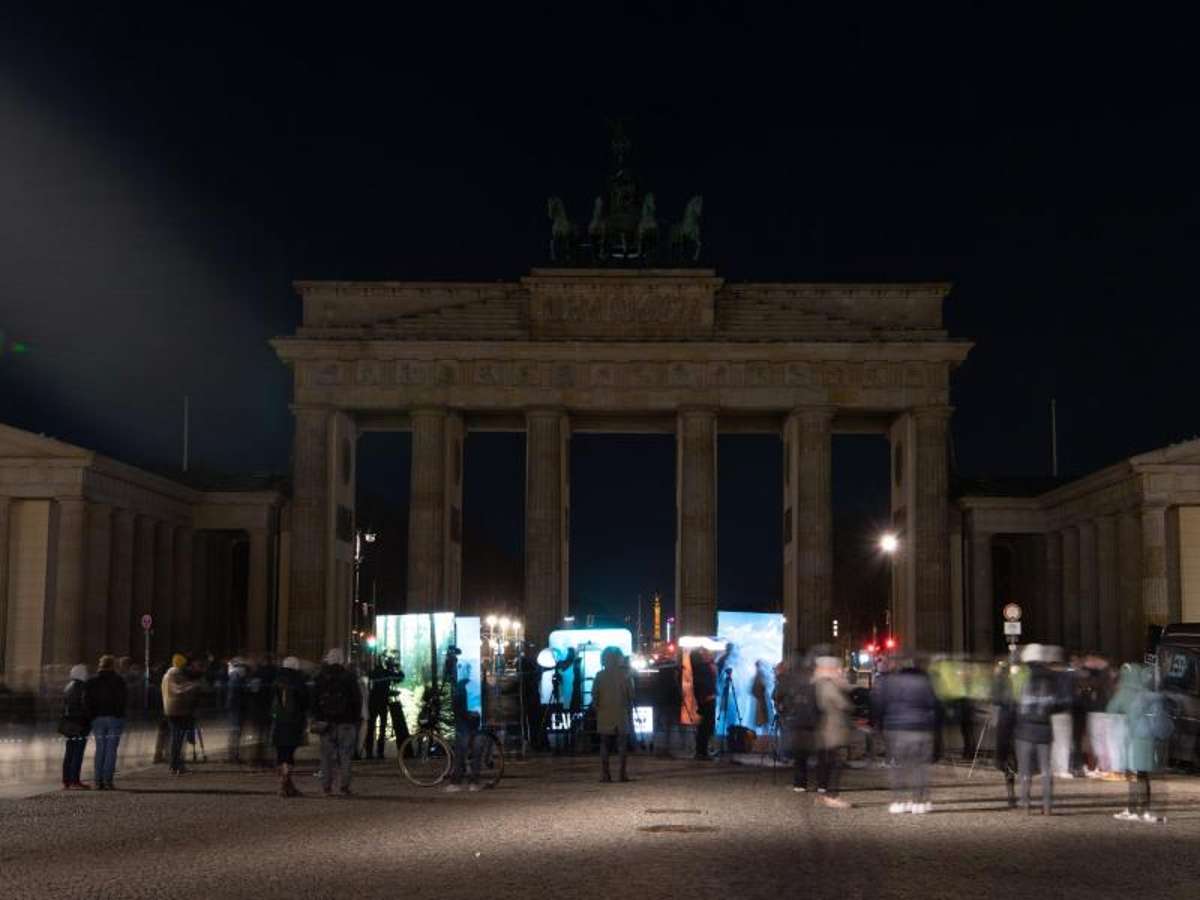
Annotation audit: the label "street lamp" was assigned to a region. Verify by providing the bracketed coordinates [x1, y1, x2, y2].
[352, 529, 378, 664]
[879, 532, 899, 646]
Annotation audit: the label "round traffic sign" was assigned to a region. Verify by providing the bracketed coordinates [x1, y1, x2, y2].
[1002, 603, 1022, 623]
[141, 614, 153, 631]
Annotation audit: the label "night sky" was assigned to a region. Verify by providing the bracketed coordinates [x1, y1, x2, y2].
[2, 7, 1196, 628]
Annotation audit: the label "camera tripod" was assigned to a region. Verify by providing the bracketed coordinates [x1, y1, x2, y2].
[717, 668, 743, 757]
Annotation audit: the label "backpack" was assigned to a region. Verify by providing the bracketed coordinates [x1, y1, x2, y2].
[316, 674, 350, 720]
[1018, 671, 1057, 724]
[779, 674, 818, 729]
[272, 679, 301, 722]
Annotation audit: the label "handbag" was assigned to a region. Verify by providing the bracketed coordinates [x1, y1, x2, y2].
[310, 720, 330, 735]
[58, 717, 87, 739]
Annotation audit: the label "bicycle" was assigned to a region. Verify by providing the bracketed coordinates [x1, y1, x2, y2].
[398, 698, 505, 788]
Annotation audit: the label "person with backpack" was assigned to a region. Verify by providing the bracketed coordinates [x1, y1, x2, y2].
[272, 656, 309, 797]
[774, 653, 817, 792]
[59, 664, 92, 790]
[1015, 644, 1067, 815]
[313, 648, 362, 796]
[1110, 663, 1172, 823]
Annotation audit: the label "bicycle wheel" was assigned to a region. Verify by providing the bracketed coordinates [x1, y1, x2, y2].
[399, 731, 453, 786]
[474, 730, 505, 789]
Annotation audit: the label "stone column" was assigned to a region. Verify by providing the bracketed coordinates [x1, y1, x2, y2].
[132, 515, 156, 656]
[525, 409, 569, 647]
[154, 522, 176, 658]
[408, 408, 448, 610]
[443, 413, 465, 613]
[970, 520, 994, 655]
[1043, 531, 1064, 645]
[1141, 504, 1169, 631]
[288, 407, 331, 662]
[1118, 512, 1143, 662]
[246, 528, 270, 652]
[782, 407, 832, 652]
[1095, 515, 1119, 657]
[914, 407, 952, 651]
[191, 531, 210, 653]
[676, 409, 718, 639]
[1061, 526, 1081, 651]
[0, 497, 9, 673]
[51, 498, 87, 665]
[173, 526, 194, 650]
[108, 510, 135, 658]
[1077, 520, 1098, 651]
[84, 503, 113, 663]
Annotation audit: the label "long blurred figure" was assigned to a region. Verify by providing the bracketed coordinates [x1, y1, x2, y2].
[162, 653, 199, 775]
[691, 648, 717, 761]
[813, 655, 853, 808]
[271, 656, 308, 797]
[1110, 663, 1172, 823]
[991, 658, 1020, 807]
[874, 653, 941, 814]
[313, 649, 362, 796]
[1015, 644, 1065, 815]
[774, 653, 816, 792]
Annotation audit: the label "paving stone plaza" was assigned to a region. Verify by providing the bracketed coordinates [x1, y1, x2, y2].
[2, 752, 1198, 899]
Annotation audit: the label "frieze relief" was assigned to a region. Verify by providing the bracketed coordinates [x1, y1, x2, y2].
[307, 358, 945, 396]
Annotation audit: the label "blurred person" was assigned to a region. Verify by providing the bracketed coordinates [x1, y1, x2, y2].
[874, 653, 941, 814]
[931, 656, 973, 760]
[517, 643, 543, 751]
[813, 656, 853, 808]
[162, 653, 199, 775]
[249, 654, 278, 768]
[1015, 645, 1067, 815]
[991, 659, 1021, 807]
[354, 663, 370, 760]
[225, 657, 249, 763]
[774, 653, 817, 792]
[444, 650, 483, 792]
[1102, 660, 1134, 780]
[593, 646, 635, 783]
[85, 654, 128, 790]
[365, 656, 404, 759]
[1049, 649, 1074, 777]
[1110, 663, 1173, 824]
[1083, 654, 1116, 777]
[653, 654, 683, 756]
[1068, 654, 1090, 777]
[271, 656, 309, 797]
[690, 647, 717, 760]
[752, 659, 774, 731]
[59, 664, 91, 790]
[313, 648, 362, 796]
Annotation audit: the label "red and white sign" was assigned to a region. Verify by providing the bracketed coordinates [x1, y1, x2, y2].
[1002, 603, 1022, 623]
[141, 614, 153, 631]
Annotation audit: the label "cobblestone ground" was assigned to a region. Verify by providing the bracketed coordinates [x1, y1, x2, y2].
[2, 750, 1199, 900]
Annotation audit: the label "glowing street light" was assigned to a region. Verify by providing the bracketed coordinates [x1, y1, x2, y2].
[879, 532, 899, 555]
[486, 614, 498, 627]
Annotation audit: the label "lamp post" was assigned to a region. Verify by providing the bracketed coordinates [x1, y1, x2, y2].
[879, 532, 899, 646]
[353, 529, 377, 664]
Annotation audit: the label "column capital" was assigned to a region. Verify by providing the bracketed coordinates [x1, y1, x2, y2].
[525, 406, 568, 420]
[788, 405, 834, 425]
[677, 406, 718, 419]
[911, 405, 954, 421]
[409, 406, 450, 420]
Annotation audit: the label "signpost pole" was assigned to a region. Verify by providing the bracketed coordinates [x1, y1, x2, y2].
[141, 613, 154, 711]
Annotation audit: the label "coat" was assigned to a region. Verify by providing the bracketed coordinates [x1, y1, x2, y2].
[161, 667, 198, 718]
[271, 668, 309, 748]
[84, 670, 127, 718]
[814, 675, 852, 750]
[592, 666, 634, 734]
[1108, 667, 1167, 774]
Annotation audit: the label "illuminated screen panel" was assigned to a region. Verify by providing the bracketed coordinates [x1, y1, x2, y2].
[713, 611, 784, 736]
[375, 612, 456, 732]
[543, 627, 633, 708]
[454, 616, 482, 714]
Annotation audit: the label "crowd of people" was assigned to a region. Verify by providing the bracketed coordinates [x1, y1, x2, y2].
[49, 639, 1178, 824]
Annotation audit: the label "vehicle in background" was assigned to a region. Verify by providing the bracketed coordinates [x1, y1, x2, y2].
[1155, 623, 1200, 768]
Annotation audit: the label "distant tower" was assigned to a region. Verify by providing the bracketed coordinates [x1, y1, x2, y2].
[652, 592, 662, 642]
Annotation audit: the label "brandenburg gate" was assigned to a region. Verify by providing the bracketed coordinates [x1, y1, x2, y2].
[271, 269, 971, 661]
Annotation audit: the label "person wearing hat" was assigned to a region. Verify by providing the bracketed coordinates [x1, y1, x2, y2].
[85, 655, 128, 790]
[162, 653, 199, 774]
[59, 664, 92, 790]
